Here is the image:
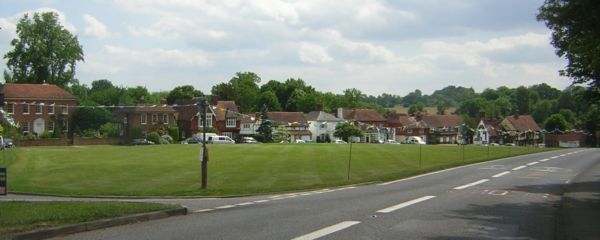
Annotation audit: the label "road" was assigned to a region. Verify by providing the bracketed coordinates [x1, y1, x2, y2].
[24, 148, 600, 239]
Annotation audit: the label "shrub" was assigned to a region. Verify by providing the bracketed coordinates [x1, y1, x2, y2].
[161, 134, 173, 144]
[100, 123, 120, 138]
[130, 127, 143, 139]
[40, 131, 54, 139]
[168, 127, 179, 142]
[147, 132, 161, 144]
[82, 129, 100, 138]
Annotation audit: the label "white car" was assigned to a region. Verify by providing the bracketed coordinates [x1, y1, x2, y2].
[208, 136, 235, 144]
[295, 139, 306, 144]
[385, 140, 400, 144]
[334, 139, 347, 144]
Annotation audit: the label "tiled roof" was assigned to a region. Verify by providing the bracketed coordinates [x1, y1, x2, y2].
[215, 101, 239, 121]
[240, 113, 257, 123]
[422, 115, 464, 128]
[503, 115, 541, 132]
[305, 111, 343, 122]
[339, 109, 385, 122]
[1, 83, 75, 100]
[268, 112, 307, 124]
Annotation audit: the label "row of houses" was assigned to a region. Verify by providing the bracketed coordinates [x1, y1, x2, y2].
[0, 83, 579, 146]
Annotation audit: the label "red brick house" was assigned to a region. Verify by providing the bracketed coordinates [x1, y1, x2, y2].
[335, 108, 393, 143]
[0, 83, 76, 135]
[421, 115, 464, 144]
[387, 113, 426, 143]
[172, 99, 216, 139]
[114, 104, 177, 141]
[500, 115, 542, 146]
[268, 112, 312, 142]
[213, 101, 240, 140]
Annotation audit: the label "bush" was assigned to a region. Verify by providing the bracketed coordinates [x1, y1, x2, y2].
[100, 123, 120, 138]
[39, 131, 54, 139]
[130, 127, 143, 139]
[82, 129, 100, 138]
[147, 132, 161, 144]
[168, 127, 179, 142]
[161, 134, 173, 144]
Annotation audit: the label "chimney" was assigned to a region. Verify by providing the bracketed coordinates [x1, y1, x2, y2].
[160, 98, 167, 105]
[337, 108, 344, 120]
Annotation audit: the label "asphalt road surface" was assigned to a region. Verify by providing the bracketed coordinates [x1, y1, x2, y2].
[50, 148, 598, 240]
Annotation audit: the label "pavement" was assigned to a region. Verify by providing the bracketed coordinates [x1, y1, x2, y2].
[0, 148, 598, 239]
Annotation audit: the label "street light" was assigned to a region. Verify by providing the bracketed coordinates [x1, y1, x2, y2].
[198, 99, 209, 189]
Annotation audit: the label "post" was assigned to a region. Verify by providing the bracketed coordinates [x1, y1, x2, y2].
[487, 144, 490, 160]
[462, 144, 465, 162]
[199, 100, 209, 189]
[419, 143, 422, 168]
[347, 139, 352, 181]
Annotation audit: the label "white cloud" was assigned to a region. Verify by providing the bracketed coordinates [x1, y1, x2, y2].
[298, 42, 333, 64]
[103, 45, 211, 67]
[82, 14, 111, 39]
[0, 8, 76, 40]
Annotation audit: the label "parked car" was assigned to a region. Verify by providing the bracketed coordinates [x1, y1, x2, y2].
[404, 136, 426, 144]
[504, 143, 515, 146]
[490, 143, 500, 146]
[208, 136, 235, 144]
[295, 139, 306, 144]
[181, 137, 202, 144]
[132, 138, 154, 145]
[241, 137, 260, 144]
[385, 139, 400, 144]
[3, 138, 13, 148]
[334, 139, 347, 144]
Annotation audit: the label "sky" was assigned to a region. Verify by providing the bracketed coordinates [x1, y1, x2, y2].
[0, 0, 570, 96]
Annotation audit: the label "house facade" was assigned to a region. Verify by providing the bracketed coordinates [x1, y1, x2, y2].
[500, 115, 542, 146]
[114, 104, 178, 141]
[268, 112, 312, 142]
[421, 115, 464, 144]
[0, 83, 76, 135]
[213, 101, 240, 140]
[387, 114, 426, 143]
[305, 111, 344, 142]
[335, 108, 393, 143]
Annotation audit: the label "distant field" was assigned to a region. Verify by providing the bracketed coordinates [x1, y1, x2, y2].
[3, 144, 549, 196]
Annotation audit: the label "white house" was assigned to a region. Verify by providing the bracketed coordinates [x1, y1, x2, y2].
[305, 111, 344, 142]
[473, 119, 489, 145]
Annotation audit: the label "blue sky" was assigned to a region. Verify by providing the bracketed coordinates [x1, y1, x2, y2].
[0, 0, 569, 96]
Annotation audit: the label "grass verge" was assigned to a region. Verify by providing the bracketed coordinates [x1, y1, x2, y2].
[2, 144, 551, 196]
[0, 201, 179, 235]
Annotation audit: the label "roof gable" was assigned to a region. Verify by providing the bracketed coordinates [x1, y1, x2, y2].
[503, 115, 541, 132]
[215, 101, 239, 121]
[268, 112, 307, 124]
[341, 109, 385, 122]
[422, 115, 464, 128]
[305, 111, 342, 122]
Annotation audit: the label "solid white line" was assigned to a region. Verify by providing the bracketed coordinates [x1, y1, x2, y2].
[237, 202, 254, 206]
[551, 156, 559, 159]
[492, 171, 511, 178]
[254, 200, 269, 203]
[376, 196, 436, 213]
[512, 166, 527, 170]
[292, 221, 361, 240]
[527, 162, 539, 166]
[540, 158, 550, 162]
[453, 179, 490, 190]
[560, 154, 566, 157]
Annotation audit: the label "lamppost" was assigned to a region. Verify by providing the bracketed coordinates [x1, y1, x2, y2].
[198, 99, 209, 189]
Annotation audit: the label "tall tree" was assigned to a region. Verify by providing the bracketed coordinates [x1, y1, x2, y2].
[166, 85, 203, 104]
[538, 0, 600, 94]
[334, 122, 362, 142]
[544, 114, 570, 131]
[4, 12, 84, 88]
[257, 107, 272, 143]
[514, 86, 531, 114]
[257, 90, 281, 111]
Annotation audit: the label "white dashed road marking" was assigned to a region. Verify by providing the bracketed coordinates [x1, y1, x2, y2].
[512, 166, 527, 171]
[376, 196, 436, 213]
[492, 171, 511, 178]
[454, 179, 490, 190]
[292, 221, 361, 240]
[540, 158, 550, 162]
[527, 162, 539, 166]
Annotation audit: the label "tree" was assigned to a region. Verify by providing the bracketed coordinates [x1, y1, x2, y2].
[544, 114, 570, 131]
[532, 100, 555, 124]
[71, 107, 112, 134]
[538, 0, 600, 93]
[166, 85, 203, 104]
[230, 72, 261, 112]
[334, 122, 362, 142]
[343, 88, 364, 108]
[256, 107, 272, 142]
[457, 98, 488, 118]
[514, 86, 531, 114]
[408, 103, 424, 115]
[272, 125, 290, 143]
[257, 90, 281, 111]
[4, 12, 84, 88]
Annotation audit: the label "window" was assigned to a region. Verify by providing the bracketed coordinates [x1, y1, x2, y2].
[223, 132, 233, 138]
[141, 114, 147, 125]
[48, 104, 54, 115]
[123, 116, 128, 124]
[243, 123, 251, 129]
[152, 114, 158, 124]
[22, 121, 29, 133]
[320, 123, 326, 129]
[63, 120, 69, 132]
[49, 121, 55, 132]
[7, 103, 14, 114]
[23, 103, 30, 114]
[226, 118, 236, 128]
[199, 115, 212, 128]
[35, 104, 42, 115]
[62, 104, 69, 115]
[163, 114, 168, 124]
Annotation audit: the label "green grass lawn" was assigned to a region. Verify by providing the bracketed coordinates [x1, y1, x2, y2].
[1, 144, 550, 196]
[0, 201, 179, 235]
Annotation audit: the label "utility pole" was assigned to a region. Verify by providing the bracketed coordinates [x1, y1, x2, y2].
[199, 99, 209, 189]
